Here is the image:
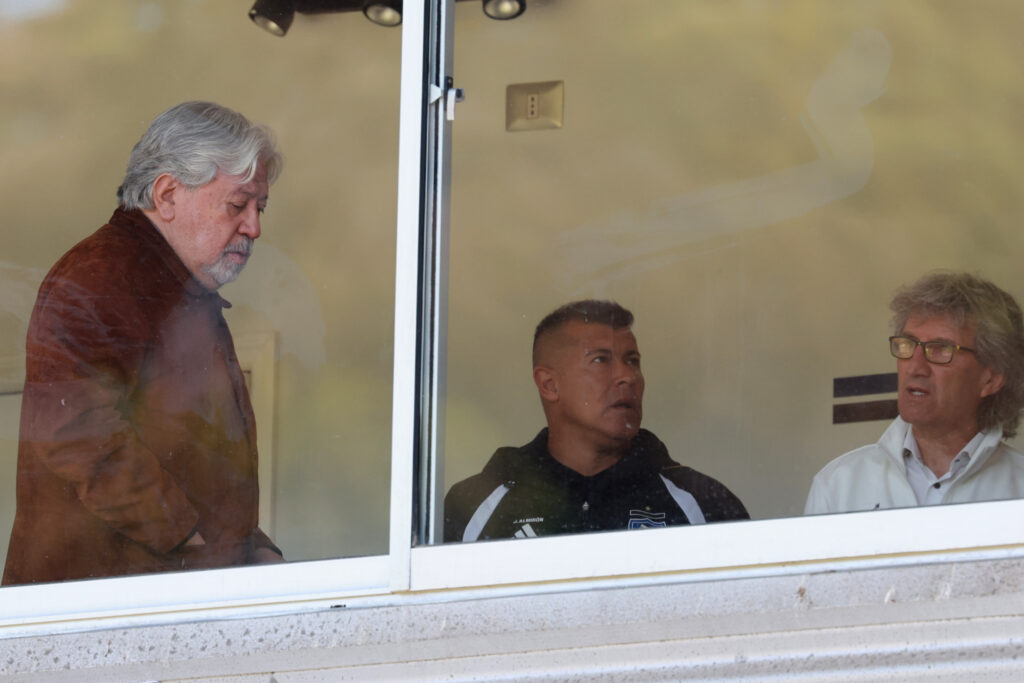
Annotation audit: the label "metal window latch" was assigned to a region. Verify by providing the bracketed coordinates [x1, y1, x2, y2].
[446, 86, 465, 121]
[430, 76, 464, 121]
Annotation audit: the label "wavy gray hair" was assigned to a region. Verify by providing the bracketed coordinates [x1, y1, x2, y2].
[117, 101, 282, 210]
[891, 271, 1024, 437]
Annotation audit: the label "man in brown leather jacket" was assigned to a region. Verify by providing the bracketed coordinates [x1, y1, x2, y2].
[3, 102, 284, 584]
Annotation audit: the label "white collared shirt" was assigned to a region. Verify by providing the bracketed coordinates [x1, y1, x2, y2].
[902, 428, 985, 505]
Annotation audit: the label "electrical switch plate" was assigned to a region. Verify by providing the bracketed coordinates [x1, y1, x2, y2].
[506, 80, 564, 132]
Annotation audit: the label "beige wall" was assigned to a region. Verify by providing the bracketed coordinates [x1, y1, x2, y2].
[443, 0, 1024, 519]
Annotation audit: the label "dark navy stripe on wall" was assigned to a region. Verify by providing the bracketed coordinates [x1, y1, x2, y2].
[833, 399, 899, 424]
[833, 373, 897, 399]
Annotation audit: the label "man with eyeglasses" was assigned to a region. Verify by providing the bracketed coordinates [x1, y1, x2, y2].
[805, 272, 1024, 515]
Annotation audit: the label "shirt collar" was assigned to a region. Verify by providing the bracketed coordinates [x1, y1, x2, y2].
[902, 427, 984, 471]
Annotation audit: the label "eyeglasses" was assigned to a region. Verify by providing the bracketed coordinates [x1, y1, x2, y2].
[889, 336, 976, 364]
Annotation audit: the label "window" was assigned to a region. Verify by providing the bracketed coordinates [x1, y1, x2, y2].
[3, 0, 1024, 635]
[438, 0, 1024, 533]
[0, 0, 399, 621]
[411, 0, 1024, 588]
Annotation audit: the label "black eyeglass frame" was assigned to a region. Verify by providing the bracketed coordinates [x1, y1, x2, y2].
[888, 335, 977, 364]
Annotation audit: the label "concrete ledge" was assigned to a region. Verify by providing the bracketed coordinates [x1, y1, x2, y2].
[3, 555, 1024, 681]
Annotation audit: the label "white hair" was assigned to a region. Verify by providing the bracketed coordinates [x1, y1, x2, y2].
[117, 101, 282, 210]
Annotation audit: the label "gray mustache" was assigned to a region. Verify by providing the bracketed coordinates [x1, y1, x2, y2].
[225, 237, 254, 256]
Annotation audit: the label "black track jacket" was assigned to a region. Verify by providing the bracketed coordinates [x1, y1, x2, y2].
[444, 428, 749, 542]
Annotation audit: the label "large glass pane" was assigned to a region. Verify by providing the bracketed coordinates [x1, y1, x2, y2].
[441, 0, 1024, 541]
[0, 0, 398, 583]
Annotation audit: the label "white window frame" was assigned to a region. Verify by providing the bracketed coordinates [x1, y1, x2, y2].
[3, 0, 1024, 640]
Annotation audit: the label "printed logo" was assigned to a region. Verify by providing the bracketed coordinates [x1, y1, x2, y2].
[514, 523, 539, 539]
[628, 509, 666, 530]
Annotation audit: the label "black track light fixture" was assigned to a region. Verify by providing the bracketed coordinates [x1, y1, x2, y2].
[482, 0, 525, 20]
[248, 0, 528, 37]
[248, 0, 295, 36]
[363, 0, 402, 27]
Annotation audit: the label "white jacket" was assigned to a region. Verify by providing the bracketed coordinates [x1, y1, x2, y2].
[805, 417, 1024, 515]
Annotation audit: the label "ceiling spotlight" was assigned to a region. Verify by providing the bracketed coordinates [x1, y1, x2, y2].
[248, 0, 295, 37]
[363, 0, 402, 27]
[482, 0, 525, 20]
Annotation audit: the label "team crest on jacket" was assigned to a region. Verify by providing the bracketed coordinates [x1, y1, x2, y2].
[628, 509, 667, 529]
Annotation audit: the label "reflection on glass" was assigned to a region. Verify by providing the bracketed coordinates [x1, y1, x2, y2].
[444, 300, 748, 542]
[0, 1, 398, 582]
[442, 0, 1024, 537]
[805, 272, 1024, 514]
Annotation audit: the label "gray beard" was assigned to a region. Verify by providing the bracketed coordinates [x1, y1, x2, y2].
[204, 238, 253, 287]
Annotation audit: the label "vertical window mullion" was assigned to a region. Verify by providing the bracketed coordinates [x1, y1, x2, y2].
[421, 0, 456, 546]
[389, 0, 432, 592]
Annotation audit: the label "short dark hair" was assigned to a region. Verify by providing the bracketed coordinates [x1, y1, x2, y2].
[533, 300, 634, 366]
[891, 271, 1024, 437]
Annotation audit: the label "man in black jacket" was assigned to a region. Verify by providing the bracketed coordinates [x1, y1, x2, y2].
[444, 300, 748, 542]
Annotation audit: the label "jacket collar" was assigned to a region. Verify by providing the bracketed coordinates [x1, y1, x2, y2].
[486, 427, 676, 485]
[107, 207, 231, 307]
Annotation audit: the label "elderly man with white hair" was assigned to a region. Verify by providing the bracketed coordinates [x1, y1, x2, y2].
[4, 102, 284, 584]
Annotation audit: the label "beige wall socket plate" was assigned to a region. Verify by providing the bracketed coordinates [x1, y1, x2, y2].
[506, 80, 564, 132]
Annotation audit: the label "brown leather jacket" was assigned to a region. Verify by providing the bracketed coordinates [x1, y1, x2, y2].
[3, 208, 278, 585]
